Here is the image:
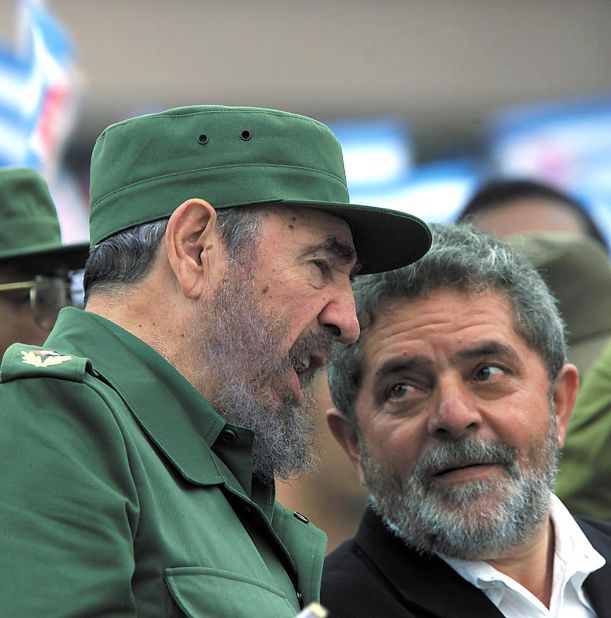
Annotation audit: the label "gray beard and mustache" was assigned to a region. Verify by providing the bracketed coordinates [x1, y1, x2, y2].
[360, 410, 559, 560]
[193, 260, 334, 484]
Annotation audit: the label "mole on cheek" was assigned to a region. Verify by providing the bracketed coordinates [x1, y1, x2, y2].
[288, 224, 294, 230]
[261, 285, 269, 295]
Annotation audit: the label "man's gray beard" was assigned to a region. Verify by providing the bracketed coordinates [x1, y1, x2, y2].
[360, 410, 559, 560]
[193, 260, 333, 484]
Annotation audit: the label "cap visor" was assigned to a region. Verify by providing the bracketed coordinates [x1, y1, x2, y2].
[0, 241, 89, 271]
[223, 199, 432, 275]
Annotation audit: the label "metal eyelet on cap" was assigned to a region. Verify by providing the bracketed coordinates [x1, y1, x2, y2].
[240, 130, 251, 141]
[197, 134, 209, 145]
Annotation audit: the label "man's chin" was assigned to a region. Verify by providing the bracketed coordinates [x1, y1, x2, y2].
[426, 473, 510, 504]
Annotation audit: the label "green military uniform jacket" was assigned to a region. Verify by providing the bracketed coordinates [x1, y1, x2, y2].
[0, 308, 326, 617]
[557, 338, 611, 521]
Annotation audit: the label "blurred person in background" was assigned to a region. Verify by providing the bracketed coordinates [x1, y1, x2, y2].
[558, 335, 611, 522]
[458, 177, 608, 251]
[0, 105, 430, 616]
[0, 167, 88, 357]
[322, 224, 611, 618]
[503, 232, 611, 382]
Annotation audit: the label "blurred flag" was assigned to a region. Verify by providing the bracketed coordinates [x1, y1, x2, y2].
[0, 0, 80, 179]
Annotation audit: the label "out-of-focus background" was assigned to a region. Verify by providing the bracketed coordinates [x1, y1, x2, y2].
[4, 0, 611, 550]
[4, 0, 611, 244]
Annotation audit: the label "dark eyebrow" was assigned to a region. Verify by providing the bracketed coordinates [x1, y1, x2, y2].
[373, 342, 519, 383]
[452, 341, 520, 365]
[301, 237, 361, 274]
[373, 356, 434, 382]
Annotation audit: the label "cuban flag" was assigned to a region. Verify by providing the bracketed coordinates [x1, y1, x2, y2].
[0, 0, 80, 178]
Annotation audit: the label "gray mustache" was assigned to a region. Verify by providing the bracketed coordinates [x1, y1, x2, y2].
[415, 438, 517, 482]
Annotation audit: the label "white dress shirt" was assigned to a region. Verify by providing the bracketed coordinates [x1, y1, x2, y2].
[440, 495, 605, 617]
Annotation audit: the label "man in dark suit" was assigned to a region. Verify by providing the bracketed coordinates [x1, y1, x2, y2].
[321, 223, 611, 617]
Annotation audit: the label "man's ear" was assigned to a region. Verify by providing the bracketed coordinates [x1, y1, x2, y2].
[165, 199, 226, 299]
[326, 407, 367, 487]
[553, 362, 579, 448]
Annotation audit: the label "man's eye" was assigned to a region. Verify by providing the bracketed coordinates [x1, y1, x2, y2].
[473, 365, 505, 382]
[387, 382, 418, 401]
[312, 259, 331, 276]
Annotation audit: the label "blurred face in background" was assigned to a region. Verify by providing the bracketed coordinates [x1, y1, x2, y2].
[0, 262, 73, 357]
[470, 197, 591, 239]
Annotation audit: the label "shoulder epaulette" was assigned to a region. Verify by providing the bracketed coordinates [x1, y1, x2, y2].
[1, 343, 91, 384]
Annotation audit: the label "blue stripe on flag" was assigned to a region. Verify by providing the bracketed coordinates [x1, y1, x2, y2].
[0, 0, 79, 173]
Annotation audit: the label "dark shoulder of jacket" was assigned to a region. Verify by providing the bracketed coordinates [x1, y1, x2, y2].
[323, 538, 364, 590]
[577, 516, 611, 538]
[0, 343, 97, 384]
[322, 539, 423, 617]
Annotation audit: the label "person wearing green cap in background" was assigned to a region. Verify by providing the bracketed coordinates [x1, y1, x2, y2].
[505, 234, 611, 526]
[0, 105, 431, 616]
[504, 232, 611, 383]
[0, 167, 88, 357]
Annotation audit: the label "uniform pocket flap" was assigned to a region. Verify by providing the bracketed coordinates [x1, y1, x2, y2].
[164, 566, 296, 617]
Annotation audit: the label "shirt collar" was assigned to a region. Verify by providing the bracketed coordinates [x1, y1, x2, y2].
[438, 493, 605, 609]
[548, 494, 606, 607]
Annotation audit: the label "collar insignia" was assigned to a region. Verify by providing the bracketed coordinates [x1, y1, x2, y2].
[21, 350, 73, 368]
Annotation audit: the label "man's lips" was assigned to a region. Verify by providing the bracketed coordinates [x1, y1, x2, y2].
[293, 352, 326, 378]
[430, 461, 501, 483]
[288, 352, 327, 402]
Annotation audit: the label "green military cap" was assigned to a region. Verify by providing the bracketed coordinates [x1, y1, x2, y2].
[89, 105, 431, 275]
[507, 232, 611, 379]
[0, 167, 88, 269]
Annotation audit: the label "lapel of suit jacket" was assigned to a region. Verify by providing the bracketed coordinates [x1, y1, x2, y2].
[579, 517, 611, 618]
[354, 508, 505, 618]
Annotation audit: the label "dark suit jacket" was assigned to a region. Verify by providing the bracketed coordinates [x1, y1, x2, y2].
[321, 507, 611, 617]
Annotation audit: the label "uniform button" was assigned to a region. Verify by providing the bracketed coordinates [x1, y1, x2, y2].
[293, 511, 309, 524]
[296, 591, 304, 608]
[220, 428, 238, 444]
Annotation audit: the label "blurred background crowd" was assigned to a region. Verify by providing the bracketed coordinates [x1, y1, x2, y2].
[3, 0, 611, 553]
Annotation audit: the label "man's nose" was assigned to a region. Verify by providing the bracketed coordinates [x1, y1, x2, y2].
[318, 282, 360, 344]
[427, 377, 482, 439]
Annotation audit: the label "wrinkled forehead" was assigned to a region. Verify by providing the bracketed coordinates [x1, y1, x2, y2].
[359, 286, 520, 344]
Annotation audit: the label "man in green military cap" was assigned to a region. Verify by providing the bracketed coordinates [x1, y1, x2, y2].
[0, 105, 431, 616]
[0, 167, 88, 357]
[506, 232, 611, 381]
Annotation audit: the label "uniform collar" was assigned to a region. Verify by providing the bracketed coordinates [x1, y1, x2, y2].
[47, 308, 249, 492]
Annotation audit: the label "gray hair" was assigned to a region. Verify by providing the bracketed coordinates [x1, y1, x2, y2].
[83, 207, 261, 300]
[328, 223, 567, 423]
